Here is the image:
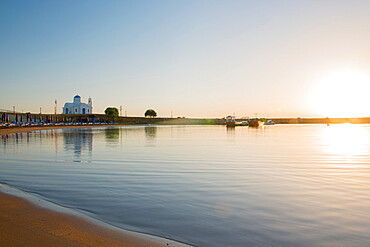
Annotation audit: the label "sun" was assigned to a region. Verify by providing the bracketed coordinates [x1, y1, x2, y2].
[308, 69, 370, 117]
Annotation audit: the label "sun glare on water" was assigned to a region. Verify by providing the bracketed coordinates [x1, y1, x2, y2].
[321, 124, 369, 157]
[309, 69, 370, 117]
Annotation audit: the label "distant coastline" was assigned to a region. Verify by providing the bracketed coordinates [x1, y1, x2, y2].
[1, 117, 369, 137]
[1, 110, 370, 128]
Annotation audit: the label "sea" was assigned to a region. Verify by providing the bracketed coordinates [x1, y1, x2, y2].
[1, 124, 369, 247]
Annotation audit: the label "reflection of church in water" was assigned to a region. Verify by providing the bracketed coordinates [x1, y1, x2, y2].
[63, 128, 93, 161]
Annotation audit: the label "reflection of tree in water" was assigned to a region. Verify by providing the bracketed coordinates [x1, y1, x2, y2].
[63, 128, 93, 161]
[105, 128, 120, 143]
[145, 126, 157, 140]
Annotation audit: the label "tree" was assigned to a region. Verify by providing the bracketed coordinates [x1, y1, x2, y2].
[145, 109, 157, 118]
[105, 107, 119, 122]
[105, 107, 119, 116]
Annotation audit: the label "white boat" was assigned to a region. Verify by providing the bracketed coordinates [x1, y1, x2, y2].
[264, 120, 275, 125]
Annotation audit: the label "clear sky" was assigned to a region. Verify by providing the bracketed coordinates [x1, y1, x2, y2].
[1, 0, 369, 118]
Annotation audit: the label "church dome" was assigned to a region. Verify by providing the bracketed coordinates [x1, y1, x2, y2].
[74, 95, 81, 103]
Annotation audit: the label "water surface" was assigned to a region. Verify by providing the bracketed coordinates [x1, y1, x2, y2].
[1, 125, 369, 246]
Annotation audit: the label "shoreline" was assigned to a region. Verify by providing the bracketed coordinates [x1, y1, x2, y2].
[0, 183, 190, 247]
[0, 125, 192, 247]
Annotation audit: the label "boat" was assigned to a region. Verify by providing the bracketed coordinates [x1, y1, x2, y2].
[240, 121, 249, 126]
[226, 116, 236, 127]
[248, 118, 262, 127]
[235, 121, 249, 126]
[264, 120, 275, 125]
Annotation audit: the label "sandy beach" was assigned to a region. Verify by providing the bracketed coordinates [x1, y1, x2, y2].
[0, 125, 188, 247]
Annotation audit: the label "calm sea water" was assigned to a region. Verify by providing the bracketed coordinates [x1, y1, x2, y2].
[1, 124, 369, 247]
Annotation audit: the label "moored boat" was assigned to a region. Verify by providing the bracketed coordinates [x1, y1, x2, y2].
[264, 120, 275, 125]
[226, 116, 236, 127]
[248, 118, 262, 127]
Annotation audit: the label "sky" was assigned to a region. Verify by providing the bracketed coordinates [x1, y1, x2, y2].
[0, 0, 369, 118]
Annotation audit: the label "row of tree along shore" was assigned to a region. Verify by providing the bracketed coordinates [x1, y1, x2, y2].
[1, 111, 370, 126]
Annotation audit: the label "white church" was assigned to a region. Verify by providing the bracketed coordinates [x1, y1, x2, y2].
[63, 95, 92, 114]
